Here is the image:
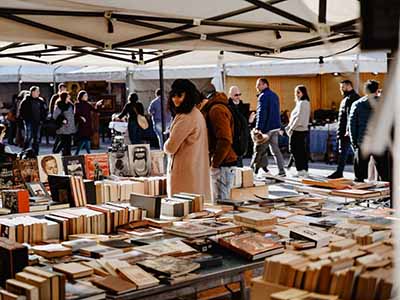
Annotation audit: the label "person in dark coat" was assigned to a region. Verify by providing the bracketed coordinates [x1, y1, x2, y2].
[74, 90, 103, 155]
[18, 86, 47, 155]
[349, 80, 391, 182]
[327, 80, 360, 179]
[117, 93, 145, 144]
[228, 85, 249, 167]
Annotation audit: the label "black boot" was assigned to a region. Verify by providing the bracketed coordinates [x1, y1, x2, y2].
[327, 171, 343, 179]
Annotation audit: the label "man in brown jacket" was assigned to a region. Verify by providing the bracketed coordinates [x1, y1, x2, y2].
[202, 91, 237, 202]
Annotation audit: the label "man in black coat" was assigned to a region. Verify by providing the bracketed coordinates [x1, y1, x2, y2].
[228, 85, 250, 167]
[18, 86, 47, 155]
[327, 80, 360, 179]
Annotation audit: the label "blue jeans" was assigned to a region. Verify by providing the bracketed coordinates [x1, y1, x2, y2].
[75, 137, 91, 155]
[23, 121, 40, 155]
[153, 122, 164, 149]
[128, 121, 142, 144]
[211, 167, 236, 202]
[336, 137, 352, 174]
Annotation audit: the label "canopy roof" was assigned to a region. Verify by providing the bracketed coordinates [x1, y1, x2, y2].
[0, 0, 360, 65]
[0, 51, 387, 83]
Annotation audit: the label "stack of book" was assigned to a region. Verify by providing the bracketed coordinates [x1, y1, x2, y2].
[261, 239, 394, 300]
[233, 211, 277, 231]
[131, 176, 167, 196]
[161, 193, 204, 217]
[0, 203, 144, 243]
[0, 216, 59, 243]
[163, 222, 218, 238]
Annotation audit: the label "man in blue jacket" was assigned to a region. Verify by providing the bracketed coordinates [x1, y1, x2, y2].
[250, 78, 285, 176]
[349, 80, 391, 182]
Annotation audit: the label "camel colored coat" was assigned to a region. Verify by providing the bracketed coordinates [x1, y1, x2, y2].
[164, 107, 212, 201]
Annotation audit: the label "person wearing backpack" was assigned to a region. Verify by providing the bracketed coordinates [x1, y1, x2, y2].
[52, 91, 76, 156]
[201, 90, 237, 202]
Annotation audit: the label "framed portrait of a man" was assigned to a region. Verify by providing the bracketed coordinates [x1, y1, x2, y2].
[37, 154, 64, 182]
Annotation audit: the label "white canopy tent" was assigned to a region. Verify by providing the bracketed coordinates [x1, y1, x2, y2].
[0, 51, 388, 83]
[0, 0, 360, 65]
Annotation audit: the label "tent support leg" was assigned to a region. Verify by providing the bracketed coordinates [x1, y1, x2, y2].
[159, 58, 165, 148]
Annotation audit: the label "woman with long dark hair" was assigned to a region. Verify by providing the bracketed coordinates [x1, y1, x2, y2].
[117, 93, 145, 144]
[52, 91, 76, 156]
[74, 90, 103, 155]
[164, 79, 211, 201]
[286, 85, 311, 177]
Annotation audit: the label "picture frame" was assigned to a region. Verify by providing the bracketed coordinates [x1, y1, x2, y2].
[26, 182, 49, 197]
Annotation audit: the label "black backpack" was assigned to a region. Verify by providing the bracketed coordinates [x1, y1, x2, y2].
[205, 102, 249, 157]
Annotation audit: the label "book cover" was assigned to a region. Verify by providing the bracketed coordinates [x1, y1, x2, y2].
[17, 159, 40, 183]
[65, 281, 106, 300]
[0, 162, 15, 190]
[1, 190, 29, 213]
[62, 155, 86, 178]
[137, 256, 200, 278]
[48, 175, 72, 204]
[0, 238, 29, 286]
[218, 232, 284, 260]
[37, 154, 64, 183]
[150, 150, 165, 176]
[91, 275, 136, 295]
[108, 150, 131, 177]
[84, 153, 110, 180]
[128, 144, 151, 177]
[117, 265, 159, 289]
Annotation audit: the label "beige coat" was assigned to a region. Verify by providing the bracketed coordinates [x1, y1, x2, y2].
[164, 107, 212, 201]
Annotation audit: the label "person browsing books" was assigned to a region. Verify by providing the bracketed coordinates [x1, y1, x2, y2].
[164, 79, 211, 201]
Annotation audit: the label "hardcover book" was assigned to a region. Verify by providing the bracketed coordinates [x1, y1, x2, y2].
[65, 281, 106, 300]
[218, 232, 284, 260]
[137, 256, 200, 278]
[84, 153, 110, 180]
[0, 238, 29, 286]
[62, 155, 86, 178]
[37, 154, 64, 183]
[128, 144, 151, 177]
[150, 150, 165, 176]
[1, 189, 30, 213]
[163, 222, 217, 238]
[53, 262, 94, 280]
[109, 150, 131, 177]
[16, 159, 40, 183]
[117, 265, 159, 289]
[0, 162, 15, 189]
[91, 275, 136, 295]
[130, 193, 161, 218]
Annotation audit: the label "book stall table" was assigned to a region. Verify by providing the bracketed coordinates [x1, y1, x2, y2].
[107, 254, 264, 300]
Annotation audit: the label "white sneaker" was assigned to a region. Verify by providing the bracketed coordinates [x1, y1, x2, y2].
[294, 170, 308, 178]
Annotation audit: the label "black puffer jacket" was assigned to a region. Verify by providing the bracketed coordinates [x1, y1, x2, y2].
[337, 89, 360, 139]
[18, 95, 47, 124]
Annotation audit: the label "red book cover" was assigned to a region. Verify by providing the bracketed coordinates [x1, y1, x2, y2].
[17, 190, 30, 213]
[84, 154, 110, 180]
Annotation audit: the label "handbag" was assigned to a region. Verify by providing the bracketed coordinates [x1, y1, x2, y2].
[133, 105, 149, 130]
[250, 128, 270, 145]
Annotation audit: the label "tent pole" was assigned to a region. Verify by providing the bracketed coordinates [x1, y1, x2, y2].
[354, 54, 360, 93]
[159, 58, 165, 147]
[17, 65, 22, 92]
